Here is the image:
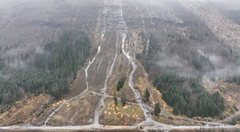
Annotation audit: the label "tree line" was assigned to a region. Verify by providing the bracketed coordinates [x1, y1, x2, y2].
[0, 30, 91, 105]
[153, 67, 225, 117]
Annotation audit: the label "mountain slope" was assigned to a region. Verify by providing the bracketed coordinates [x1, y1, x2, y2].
[0, 0, 240, 127]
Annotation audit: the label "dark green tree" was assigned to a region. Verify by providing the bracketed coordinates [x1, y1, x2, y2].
[1, 96, 6, 105]
[219, 97, 225, 111]
[191, 103, 197, 117]
[173, 107, 178, 115]
[117, 78, 124, 91]
[44, 103, 48, 109]
[0, 58, 5, 70]
[114, 92, 118, 106]
[121, 92, 126, 106]
[192, 57, 202, 70]
[154, 103, 161, 116]
[233, 104, 239, 111]
[146, 88, 150, 101]
[152, 67, 224, 118]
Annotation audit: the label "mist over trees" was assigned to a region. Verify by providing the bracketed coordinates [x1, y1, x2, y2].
[0, 30, 91, 105]
[132, 1, 240, 119]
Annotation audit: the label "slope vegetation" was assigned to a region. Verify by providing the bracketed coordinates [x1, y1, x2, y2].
[1, 0, 240, 127]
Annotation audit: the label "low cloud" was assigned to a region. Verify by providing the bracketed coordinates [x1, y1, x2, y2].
[157, 53, 183, 67]
[204, 54, 240, 81]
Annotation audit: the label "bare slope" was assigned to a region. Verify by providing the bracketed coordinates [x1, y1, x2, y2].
[41, 0, 170, 126]
[2, 0, 240, 127]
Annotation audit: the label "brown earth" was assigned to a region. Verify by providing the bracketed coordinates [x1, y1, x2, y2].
[3, 0, 240, 127]
[48, 92, 100, 126]
[99, 98, 144, 125]
[0, 94, 48, 126]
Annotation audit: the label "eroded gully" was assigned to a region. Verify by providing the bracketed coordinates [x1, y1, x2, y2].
[93, 33, 118, 125]
[118, 0, 154, 124]
[120, 1, 172, 129]
[44, 0, 169, 128]
[43, 25, 106, 126]
[93, 0, 156, 125]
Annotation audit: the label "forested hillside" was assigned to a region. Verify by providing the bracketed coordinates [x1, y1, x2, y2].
[134, 2, 228, 118]
[1, 0, 240, 128]
[153, 67, 224, 118]
[136, 32, 226, 118]
[0, 31, 90, 109]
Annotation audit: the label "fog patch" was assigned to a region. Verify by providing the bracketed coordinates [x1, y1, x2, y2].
[203, 54, 240, 82]
[209, 54, 222, 66]
[35, 46, 44, 54]
[157, 53, 183, 67]
[9, 59, 27, 69]
[1, 48, 26, 59]
[156, 53, 198, 77]
[156, 53, 240, 81]
[0, 45, 46, 69]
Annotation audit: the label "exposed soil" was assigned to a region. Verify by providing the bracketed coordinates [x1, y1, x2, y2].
[3, 0, 240, 128]
[0, 94, 48, 126]
[48, 92, 100, 126]
[99, 98, 144, 125]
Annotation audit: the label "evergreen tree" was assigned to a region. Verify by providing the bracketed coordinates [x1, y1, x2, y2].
[121, 92, 126, 106]
[154, 103, 161, 116]
[114, 92, 118, 106]
[146, 88, 150, 101]
[117, 78, 124, 91]
[1, 96, 6, 105]
[44, 103, 48, 109]
[191, 103, 197, 117]
[233, 104, 239, 111]
[219, 97, 225, 111]
[173, 107, 178, 115]
[152, 67, 224, 118]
